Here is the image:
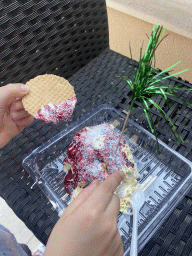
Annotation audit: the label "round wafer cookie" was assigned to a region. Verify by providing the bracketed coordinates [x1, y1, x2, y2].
[22, 74, 76, 116]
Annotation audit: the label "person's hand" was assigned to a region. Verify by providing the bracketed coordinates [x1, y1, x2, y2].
[45, 171, 124, 256]
[0, 83, 34, 148]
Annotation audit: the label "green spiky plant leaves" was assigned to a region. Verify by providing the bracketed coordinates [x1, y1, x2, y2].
[116, 24, 192, 153]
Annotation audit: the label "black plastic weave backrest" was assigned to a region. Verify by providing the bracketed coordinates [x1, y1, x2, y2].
[0, 0, 109, 85]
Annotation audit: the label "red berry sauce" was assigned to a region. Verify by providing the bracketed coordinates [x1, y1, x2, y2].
[63, 123, 134, 195]
[34, 96, 77, 124]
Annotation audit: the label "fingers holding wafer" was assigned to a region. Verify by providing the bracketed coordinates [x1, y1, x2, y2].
[10, 97, 34, 129]
[12, 98, 24, 111]
[10, 98, 32, 120]
[10, 109, 29, 121]
[14, 115, 34, 127]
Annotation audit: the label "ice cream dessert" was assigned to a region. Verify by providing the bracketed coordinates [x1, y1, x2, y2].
[63, 123, 140, 213]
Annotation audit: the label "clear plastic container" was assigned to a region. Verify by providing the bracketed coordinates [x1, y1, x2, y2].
[23, 104, 192, 255]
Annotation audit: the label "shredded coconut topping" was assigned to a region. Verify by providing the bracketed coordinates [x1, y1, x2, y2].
[34, 96, 77, 124]
[63, 123, 140, 213]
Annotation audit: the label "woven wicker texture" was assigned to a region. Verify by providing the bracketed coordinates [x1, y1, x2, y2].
[0, 0, 109, 85]
[0, 1, 192, 254]
[139, 192, 192, 256]
[1, 48, 192, 255]
[23, 74, 76, 115]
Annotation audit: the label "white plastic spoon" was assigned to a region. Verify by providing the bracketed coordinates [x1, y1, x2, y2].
[130, 190, 145, 256]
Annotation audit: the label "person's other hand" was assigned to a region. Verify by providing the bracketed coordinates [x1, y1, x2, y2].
[0, 83, 34, 148]
[45, 171, 124, 256]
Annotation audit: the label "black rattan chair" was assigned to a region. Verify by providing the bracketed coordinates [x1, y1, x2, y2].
[1, 1, 192, 255]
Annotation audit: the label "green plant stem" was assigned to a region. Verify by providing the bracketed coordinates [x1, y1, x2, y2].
[115, 100, 135, 153]
[115, 109, 131, 153]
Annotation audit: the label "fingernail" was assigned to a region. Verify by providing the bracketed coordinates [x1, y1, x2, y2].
[21, 84, 29, 92]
